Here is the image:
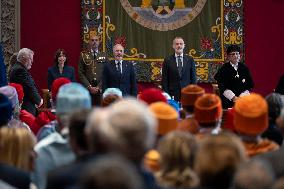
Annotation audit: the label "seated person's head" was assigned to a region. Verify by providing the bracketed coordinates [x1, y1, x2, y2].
[194, 132, 247, 189]
[180, 84, 205, 113]
[138, 88, 167, 105]
[234, 93, 268, 137]
[0, 94, 13, 127]
[95, 98, 157, 163]
[194, 93, 222, 128]
[80, 155, 143, 189]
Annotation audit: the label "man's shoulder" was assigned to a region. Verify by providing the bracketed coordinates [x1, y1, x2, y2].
[164, 54, 175, 61]
[184, 54, 194, 61]
[96, 52, 108, 63]
[64, 65, 75, 71]
[79, 51, 93, 62]
[35, 132, 66, 152]
[220, 62, 232, 69]
[11, 62, 24, 71]
[238, 62, 250, 69]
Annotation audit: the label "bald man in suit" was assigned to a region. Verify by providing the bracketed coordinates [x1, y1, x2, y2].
[102, 44, 137, 97]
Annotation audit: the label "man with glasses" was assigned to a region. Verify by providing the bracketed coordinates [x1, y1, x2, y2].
[78, 34, 108, 106]
[214, 45, 254, 109]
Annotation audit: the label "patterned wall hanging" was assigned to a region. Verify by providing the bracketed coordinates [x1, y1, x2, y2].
[81, 0, 243, 83]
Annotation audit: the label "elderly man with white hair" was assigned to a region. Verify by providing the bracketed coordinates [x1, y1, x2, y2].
[9, 48, 43, 115]
[86, 98, 160, 189]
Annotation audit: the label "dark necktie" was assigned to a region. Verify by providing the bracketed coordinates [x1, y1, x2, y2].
[116, 61, 122, 74]
[177, 56, 182, 76]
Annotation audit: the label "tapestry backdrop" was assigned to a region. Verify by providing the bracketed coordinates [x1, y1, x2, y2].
[81, 0, 243, 83]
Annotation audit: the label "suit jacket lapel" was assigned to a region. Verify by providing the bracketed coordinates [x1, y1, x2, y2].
[170, 55, 178, 72]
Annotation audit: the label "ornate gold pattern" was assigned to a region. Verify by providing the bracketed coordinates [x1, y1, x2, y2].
[151, 62, 161, 80]
[105, 16, 115, 39]
[124, 48, 147, 59]
[196, 62, 209, 80]
[188, 16, 223, 61]
[224, 31, 242, 44]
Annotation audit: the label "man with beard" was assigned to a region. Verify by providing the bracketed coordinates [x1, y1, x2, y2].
[78, 34, 107, 105]
[162, 37, 197, 101]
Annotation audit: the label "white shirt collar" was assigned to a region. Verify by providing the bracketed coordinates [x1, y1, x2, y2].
[115, 60, 122, 64]
[230, 62, 238, 70]
[175, 53, 183, 58]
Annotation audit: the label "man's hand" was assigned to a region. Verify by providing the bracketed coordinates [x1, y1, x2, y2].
[36, 98, 43, 108]
[89, 86, 99, 94]
[233, 96, 239, 102]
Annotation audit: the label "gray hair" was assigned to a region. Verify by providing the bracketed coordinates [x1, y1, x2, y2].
[97, 98, 157, 162]
[17, 48, 34, 63]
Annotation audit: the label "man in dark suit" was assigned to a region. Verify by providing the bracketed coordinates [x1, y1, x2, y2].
[78, 35, 107, 105]
[162, 37, 197, 101]
[102, 44, 137, 97]
[214, 45, 254, 109]
[9, 48, 42, 115]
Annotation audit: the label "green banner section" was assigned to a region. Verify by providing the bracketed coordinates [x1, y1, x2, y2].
[104, 0, 223, 61]
[81, 0, 244, 82]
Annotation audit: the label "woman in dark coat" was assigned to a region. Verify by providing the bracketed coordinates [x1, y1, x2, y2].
[47, 49, 76, 90]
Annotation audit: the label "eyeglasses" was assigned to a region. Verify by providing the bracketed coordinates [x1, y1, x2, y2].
[228, 52, 240, 56]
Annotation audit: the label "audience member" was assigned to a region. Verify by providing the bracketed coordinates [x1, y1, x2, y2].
[102, 87, 123, 99]
[0, 163, 31, 189]
[271, 176, 284, 189]
[32, 83, 91, 189]
[0, 85, 20, 119]
[80, 155, 143, 189]
[178, 84, 204, 134]
[194, 93, 223, 137]
[101, 87, 123, 107]
[0, 94, 13, 127]
[0, 42, 7, 87]
[9, 82, 35, 127]
[149, 101, 179, 136]
[261, 93, 284, 145]
[36, 77, 71, 140]
[194, 132, 247, 189]
[255, 108, 284, 178]
[232, 159, 275, 189]
[138, 88, 167, 105]
[46, 109, 91, 189]
[234, 93, 279, 157]
[90, 98, 160, 189]
[155, 131, 199, 188]
[180, 84, 205, 115]
[0, 127, 36, 172]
